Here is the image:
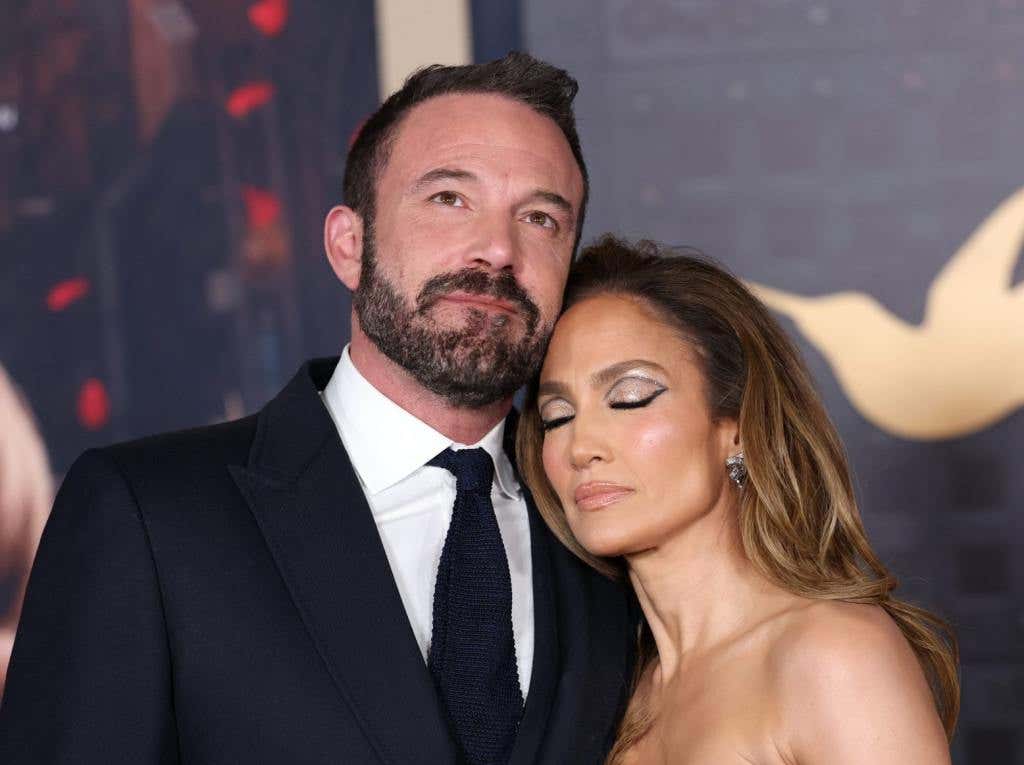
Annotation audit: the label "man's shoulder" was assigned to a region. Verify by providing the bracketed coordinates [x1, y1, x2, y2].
[90, 357, 338, 480]
[56, 416, 263, 511]
[99, 414, 260, 476]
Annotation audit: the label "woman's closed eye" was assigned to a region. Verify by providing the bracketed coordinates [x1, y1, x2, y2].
[541, 413, 574, 432]
[539, 378, 667, 431]
[539, 399, 574, 432]
[607, 378, 667, 409]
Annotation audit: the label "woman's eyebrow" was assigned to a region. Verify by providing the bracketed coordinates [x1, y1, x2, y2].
[537, 380, 568, 398]
[591, 359, 666, 387]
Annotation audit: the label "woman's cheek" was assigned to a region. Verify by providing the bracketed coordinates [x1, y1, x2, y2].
[626, 415, 682, 477]
[541, 434, 569, 502]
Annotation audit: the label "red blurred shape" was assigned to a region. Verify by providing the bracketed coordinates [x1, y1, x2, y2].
[77, 378, 110, 430]
[226, 82, 275, 119]
[46, 277, 91, 311]
[242, 186, 281, 229]
[248, 0, 289, 37]
[348, 118, 367, 149]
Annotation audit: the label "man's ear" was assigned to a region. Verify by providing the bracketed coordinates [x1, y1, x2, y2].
[324, 205, 364, 290]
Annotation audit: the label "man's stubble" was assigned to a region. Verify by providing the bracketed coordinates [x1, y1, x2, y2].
[352, 224, 555, 408]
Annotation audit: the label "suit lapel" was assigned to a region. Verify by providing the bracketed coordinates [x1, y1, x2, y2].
[230, 360, 457, 765]
[508, 488, 558, 765]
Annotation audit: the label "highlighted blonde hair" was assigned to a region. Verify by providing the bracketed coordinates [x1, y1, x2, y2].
[516, 236, 959, 760]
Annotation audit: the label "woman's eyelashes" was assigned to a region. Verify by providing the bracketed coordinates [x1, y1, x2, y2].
[541, 413, 574, 432]
[607, 378, 667, 409]
[539, 380, 667, 431]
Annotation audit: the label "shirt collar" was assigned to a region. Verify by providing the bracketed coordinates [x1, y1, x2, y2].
[322, 345, 521, 499]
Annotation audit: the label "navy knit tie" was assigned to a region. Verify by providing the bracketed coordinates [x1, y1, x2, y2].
[427, 447, 523, 765]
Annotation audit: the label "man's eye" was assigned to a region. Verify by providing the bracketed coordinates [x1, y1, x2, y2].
[526, 211, 556, 229]
[541, 415, 574, 432]
[430, 191, 464, 207]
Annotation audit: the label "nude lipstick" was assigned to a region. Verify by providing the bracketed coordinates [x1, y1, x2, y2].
[573, 482, 634, 511]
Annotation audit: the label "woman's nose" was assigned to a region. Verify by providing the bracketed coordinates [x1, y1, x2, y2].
[568, 416, 611, 470]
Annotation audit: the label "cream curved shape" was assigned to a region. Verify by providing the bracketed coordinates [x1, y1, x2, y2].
[374, 0, 471, 99]
[749, 185, 1024, 441]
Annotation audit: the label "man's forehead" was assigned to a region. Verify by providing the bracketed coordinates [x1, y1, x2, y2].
[384, 93, 583, 199]
[399, 91, 538, 128]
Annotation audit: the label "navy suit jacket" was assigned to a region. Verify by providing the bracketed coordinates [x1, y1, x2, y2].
[0, 358, 635, 764]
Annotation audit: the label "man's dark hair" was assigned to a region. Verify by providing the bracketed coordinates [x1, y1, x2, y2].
[343, 51, 589, 248]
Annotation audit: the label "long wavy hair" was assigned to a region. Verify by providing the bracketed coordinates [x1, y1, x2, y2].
[515, 236, 959, 761]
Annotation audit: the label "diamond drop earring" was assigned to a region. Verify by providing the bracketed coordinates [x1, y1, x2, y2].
[726, 452, 747, 488]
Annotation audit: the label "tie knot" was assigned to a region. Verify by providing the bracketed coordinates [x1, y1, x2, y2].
[428, 447, 494, 495]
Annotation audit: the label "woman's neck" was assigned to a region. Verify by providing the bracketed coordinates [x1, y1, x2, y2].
[625, 497, 789, 684]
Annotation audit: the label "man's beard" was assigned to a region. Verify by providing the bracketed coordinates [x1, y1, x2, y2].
[352, 230, 554, 408]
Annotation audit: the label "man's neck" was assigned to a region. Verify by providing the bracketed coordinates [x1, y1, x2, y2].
[347, 326, 513, 445]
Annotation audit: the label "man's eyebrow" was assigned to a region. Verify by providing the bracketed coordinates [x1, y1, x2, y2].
[538, 360, 666, 400]
[524, 189, 574, 217]
[410, 167, 477, 193]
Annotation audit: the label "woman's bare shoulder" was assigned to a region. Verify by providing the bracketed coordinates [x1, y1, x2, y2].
[764, 600, 923, 690]
[768, 599, 910, 664]
[764, 600, 949, 764]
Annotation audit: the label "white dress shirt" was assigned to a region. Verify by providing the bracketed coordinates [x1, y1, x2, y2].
[320, 346, 534, 697]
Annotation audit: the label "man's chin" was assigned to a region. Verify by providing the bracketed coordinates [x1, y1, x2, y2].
[437, 349, 517, 377]
[412, 346, 538, 406]
[417, 319, 526, 350]
[429, 379, 522, 409]
[426, 300, 523, 327]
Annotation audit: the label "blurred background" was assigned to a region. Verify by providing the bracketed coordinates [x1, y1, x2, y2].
[1, 0, 1021, 759]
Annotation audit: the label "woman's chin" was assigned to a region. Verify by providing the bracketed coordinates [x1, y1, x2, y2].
[572, 523, 648, 560]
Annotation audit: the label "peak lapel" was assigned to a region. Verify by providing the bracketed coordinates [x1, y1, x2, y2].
[230, 360, 457, 765]
[507, 487, 558, 765]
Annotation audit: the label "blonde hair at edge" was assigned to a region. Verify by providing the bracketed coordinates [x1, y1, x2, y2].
[516, 236, 959, 762]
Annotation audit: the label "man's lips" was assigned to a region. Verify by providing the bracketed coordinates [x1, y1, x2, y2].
[573, 482, 635, 511]
[437, 292, 519, 315]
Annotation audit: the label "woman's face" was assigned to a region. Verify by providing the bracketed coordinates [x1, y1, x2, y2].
[538, 293, 739, 558]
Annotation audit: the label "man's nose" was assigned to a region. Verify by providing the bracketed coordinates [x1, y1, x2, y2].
[468, 214, 518, 272]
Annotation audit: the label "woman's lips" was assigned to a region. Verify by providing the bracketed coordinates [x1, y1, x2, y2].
[573, 482, 634, 511]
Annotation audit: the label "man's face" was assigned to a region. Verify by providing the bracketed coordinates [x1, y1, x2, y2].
[353, 93, 585, 408]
